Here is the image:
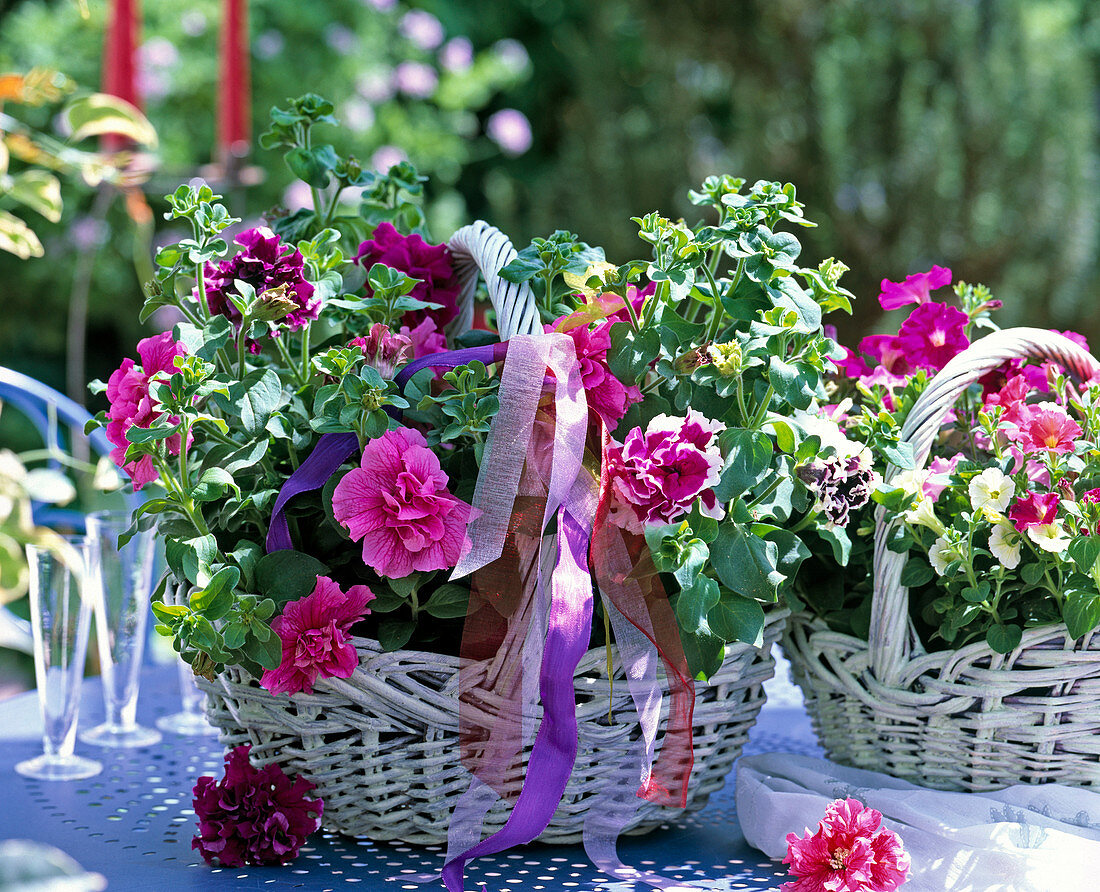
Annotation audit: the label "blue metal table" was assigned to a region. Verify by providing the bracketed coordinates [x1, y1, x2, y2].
[0, 663, 820, 891]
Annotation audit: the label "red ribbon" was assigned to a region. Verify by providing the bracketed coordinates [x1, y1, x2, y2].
[590, 427, 695, 807]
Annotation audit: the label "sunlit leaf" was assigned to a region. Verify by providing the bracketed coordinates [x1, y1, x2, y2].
[6, 169, 62, 222]
[63, 93, 158, 148]
[0, 210, 43, 258]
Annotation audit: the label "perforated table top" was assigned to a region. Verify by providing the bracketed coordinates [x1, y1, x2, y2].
[1, 661, 820, 891]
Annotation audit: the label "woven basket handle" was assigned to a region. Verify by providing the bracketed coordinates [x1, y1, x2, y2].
[870, 326, 1100, 683]
[446, 221, 542, 340]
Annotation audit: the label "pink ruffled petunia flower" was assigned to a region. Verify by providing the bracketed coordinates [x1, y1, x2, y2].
[350, 323, 414, 379]
[605, 409, 724, 533]
[355, 222, 461, 329]
[782, 797, 910, 892]
[1013, 405, 1082, 455]
[332, 427, 473, 577]
[878, 265, 952, 311]
[261, 576, 374, 696]
[547, 318, 642, 429]
[104, 332, 189, 489]
[192, 744, 322, 867]
[923, 454, 963, 501]
[399, 316, 448, 359]
[896, 302, 969, 372]
[1007, 491, 1059, 532]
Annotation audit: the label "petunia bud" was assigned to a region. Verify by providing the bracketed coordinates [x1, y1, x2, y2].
[707, 341, 743, 377]
[673, 344, 712, 375]
[251, 283, 300, 322]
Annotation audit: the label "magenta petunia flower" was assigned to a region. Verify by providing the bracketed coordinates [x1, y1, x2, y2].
[878, 265, 951, 311]
[896, 302, 970, 371]
[1013, 405, 1082, 455]
[261, 576, 375, 696]
[605, 409, 724, 533]
[349, 323, 414, 378]
[547, 318, 642, 429]
[192, 745, 322, 867]
[203, 227, 319, 348]
[858, 334, 910, 375]
[1007, 491, 1059, 532]
[923, 454, 963, 501]
[104, 332, 189, 489]
[782, 797, 910, 892]
[984, 373, 1033, 428]
[355, 222, 460, 329]
[332, 427, 473, 577]
[400, 316, 448, 359]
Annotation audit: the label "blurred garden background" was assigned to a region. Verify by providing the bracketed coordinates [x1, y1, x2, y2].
[2, 0, 1100, 690]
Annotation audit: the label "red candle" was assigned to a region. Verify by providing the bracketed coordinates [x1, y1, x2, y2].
[101, 0, 142, 149]
[218, 0, 251, 163]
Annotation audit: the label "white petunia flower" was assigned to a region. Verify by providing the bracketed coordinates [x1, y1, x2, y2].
[929, 536, 959, 576]
[969, 468, 1015, 514]
[906, 498, 947, 536]
[989, 523, 1022, 569]
[1026, 522, 1071, 554]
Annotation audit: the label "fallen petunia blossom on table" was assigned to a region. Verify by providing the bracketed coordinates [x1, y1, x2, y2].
[192, 745, 323, 867]
[782, 797, 910, 892]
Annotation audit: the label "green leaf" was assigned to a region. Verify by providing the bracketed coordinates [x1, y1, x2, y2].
[606, 322, 659, 385]
[241, 628, 283, 669]
[768, 356, 815, 411]
[64, 93, 157, 147]
[216, 369, 284, 437]
[189, 566, 240, 614]
[255, 550, 329, 607]
[1068, 538, 1100, 577]
[125, 422, 178, 444]
[674, 575, 720, 636]
[285, 145, 340, 187]
[676, 623, 725, 681]
[900, 559, 935, 588]
[1063, 591, 1100, 639]
[711, 523, 784, 602]
[378, 619, 416, 652]
[767, 418, 799, 454]
[191, 466, 238, 502]
[7, 170, 62, 222]
[714, 429, 772, 501]
[708, 590, 766, 646]
[881, 442, 916, 470]
[986, 624, 1022, 654]
[423, 584, 469, 619]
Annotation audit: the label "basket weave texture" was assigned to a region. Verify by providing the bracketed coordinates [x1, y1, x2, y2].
[784, 328, 1100, 792]
[190, 220, 786, 843]
[196, 607, 787, 843]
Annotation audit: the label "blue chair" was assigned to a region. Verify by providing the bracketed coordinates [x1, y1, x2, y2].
[0, 366, 140, 652]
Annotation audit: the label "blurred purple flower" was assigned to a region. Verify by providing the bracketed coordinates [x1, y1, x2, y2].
[283, 181, 313, 212]
[254, 30, 284, 60]
[342, 98, 375, 133]
[364, 0, 396, 10]
[141, 37, 179, 68]
[70, 216, 108, 251]
[440, 37, 473, 72]
[324, 23, 359, 55]
[493, 39, 530, 73]
[371, 145, 407, 172]
[180, 11, 207, 36]
[356, 70, 395, 103]
[400, 10, 445, 50]
[393, 61, 438, 98]
[137, 70, 171, 101]
[486, 109, 533, 156]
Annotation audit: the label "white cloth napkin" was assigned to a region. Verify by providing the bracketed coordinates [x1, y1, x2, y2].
[736, 753, 1100, 892]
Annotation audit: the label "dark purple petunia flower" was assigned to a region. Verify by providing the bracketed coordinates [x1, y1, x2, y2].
[192, 745, 322, 867]
[203, 227, 319, 349]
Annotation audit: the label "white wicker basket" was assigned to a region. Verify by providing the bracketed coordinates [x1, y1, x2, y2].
[191, 221, 788, 843]
[784, 328, 1100, 792]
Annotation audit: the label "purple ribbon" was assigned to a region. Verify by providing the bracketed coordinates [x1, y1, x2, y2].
[266, 431, 358, 552]
[441, 507, 593, 891]
[266, 343, 508, 555]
